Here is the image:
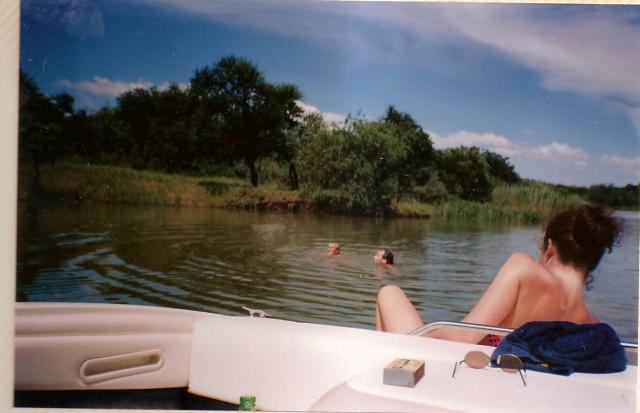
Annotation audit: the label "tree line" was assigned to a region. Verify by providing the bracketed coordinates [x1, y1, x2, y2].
[19, 55, 638, 214]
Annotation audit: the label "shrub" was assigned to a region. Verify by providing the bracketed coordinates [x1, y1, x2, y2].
[414, 174, 449, 203]
[439, 146, 493, 202]
[297, 117, 406, 215]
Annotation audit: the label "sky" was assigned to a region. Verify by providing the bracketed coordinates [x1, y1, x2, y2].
[19, 0, 640, 187]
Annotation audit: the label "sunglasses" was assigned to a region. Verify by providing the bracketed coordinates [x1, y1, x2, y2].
[452, 351, 526, 386]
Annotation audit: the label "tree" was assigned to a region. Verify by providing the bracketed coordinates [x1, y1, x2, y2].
[115, 84, 202, 172]
[482, 150, 520, 184]
[19, 70, 66, 187]
[189, 55, 301, 186]
[298, 116, 407, 215]
[90, 107, 127, 165]
[52, 93, 75, 116]
[383, 105, 436, 199]
[587, 184, 639, 209]
[439, 146, 493, 201]
[147, 85, 199, 172]
[115, 88, 155, 169]
[281, 112, 324, 190]
[67, 110, 98, 161]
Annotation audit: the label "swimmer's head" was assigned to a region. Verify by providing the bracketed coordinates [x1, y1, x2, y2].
[373, 248, 394, 265]
[327, 242, 341, 256]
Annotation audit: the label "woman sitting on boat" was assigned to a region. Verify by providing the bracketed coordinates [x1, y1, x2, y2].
[375, 205, 622, 346]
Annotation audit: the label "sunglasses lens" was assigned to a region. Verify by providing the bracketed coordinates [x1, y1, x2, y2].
[464, 351, 490, 369]
[499, 355, 523, 373]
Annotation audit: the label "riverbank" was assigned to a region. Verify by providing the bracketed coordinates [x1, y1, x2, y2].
[18, 162, 586, 223]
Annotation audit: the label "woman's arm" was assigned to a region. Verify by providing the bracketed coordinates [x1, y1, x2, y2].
[424, 252, 532, 343]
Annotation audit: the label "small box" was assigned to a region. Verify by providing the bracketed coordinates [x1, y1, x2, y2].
[383, 358, 425, 387]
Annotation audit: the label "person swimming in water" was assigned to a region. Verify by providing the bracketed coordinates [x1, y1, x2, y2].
[327, 242, 341, 256]
[375, 205, 622, 345]
[373, 248, 394, 266]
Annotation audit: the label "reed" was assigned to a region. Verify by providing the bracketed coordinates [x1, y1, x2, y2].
[393, 200, 433, 218]
[492, 182, 585, 216]
[432, 182, 587, 224]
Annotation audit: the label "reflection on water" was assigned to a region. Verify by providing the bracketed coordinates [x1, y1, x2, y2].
[16, 203, 639, 342]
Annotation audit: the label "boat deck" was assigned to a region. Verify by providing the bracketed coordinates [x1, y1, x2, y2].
[15, 302, 638, 412]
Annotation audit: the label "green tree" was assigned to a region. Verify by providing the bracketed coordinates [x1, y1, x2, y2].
[89, 107, 128, 165]
[115, 84, 199, 172]
[482, 150, 520, 184]
[147, 85, 198, 172]
[587, 184, 639, 209]
[19, 70, 66, 187]
[298, 116, 407, 215]
[52, 93, 75, 115]
[282, 112, 324, 190]
[439, 146, 493, 201]
[116, 88, 155, 168]
[189, 55, 301, 186]
[383, 105, 436, 199]
[67, 109, 98, 161]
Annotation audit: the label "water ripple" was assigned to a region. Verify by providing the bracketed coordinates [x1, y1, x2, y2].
[16, 204, 639, 342]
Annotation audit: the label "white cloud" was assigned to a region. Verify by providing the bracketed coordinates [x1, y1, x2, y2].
[529, 142, 589, 169]
[600, 155, 640, 181]
[58, 77, 188, 97]
[440, 6, 640, 130]
[620, 105, 640, 137]
[139, 2, 640, 106]
[432, 129, 590, 171]
[58, 77, 154, 97]
[430, 130, 636, 183]
[138, 2, 640, 136]
[296, 100, 346, 125]
[130, 0, 456, 67]
[431, 130, 522, 157]
[157, 81, 189, 92]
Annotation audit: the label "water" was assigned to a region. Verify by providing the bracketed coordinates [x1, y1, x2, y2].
[16, 203, 639, 343]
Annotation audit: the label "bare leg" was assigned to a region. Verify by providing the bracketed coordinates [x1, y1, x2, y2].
[375, 284, 424, 334]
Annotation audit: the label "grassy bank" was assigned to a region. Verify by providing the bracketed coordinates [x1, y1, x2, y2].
[19, 162, 588, 223]
[19, 162, 307, 211]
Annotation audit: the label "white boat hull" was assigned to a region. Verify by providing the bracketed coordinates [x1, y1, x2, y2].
[14, 302, 638, 412]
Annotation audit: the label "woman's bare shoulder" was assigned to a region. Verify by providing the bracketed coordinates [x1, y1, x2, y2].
[503, 252, 540, 271]
[503, 252, 551, 282]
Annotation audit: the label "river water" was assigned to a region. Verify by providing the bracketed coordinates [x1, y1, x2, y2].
[16, 203, 639, 343]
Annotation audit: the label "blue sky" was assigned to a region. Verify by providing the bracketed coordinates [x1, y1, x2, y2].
[20, 0, 640, 187]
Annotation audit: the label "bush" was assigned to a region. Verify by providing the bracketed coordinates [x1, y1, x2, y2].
[439, 146, 493, 202]
[414, 174, 449, 203]
[297, 117, 406, 215]
[256, 158, 289, 188]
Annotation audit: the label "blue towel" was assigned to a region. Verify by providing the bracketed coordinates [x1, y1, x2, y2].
[490, 321, 626, 376]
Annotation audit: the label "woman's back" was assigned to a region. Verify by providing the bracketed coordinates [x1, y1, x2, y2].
[499, 252, 598, 329]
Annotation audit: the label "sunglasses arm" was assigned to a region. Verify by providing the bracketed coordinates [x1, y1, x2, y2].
[518, 368, 527, 386]
[451, 360, 462, 378]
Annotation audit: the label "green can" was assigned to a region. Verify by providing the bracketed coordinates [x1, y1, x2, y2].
[239, 395, 256, 411]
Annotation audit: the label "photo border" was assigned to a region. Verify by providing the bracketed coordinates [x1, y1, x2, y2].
[3, 1, 637, 413]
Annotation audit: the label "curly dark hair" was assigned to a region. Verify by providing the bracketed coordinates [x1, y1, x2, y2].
[382, 248, 394, 265]
[542, 205, 622, 289]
